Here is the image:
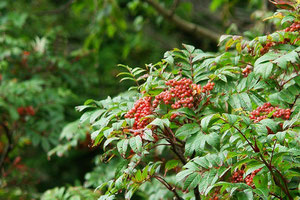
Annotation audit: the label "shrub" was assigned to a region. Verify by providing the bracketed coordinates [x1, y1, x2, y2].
[78, 1, 300, 199]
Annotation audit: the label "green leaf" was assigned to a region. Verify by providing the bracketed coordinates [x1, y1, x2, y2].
[103, 137, 119, 150]
[175, 123, 201, 137]
[149, 118, 170, 129]
[259, 119, 278, 133]
[274, 50, 299, 69]
[142, 129, 155, 141]
[254, 62, 273, 79]
[254, 52, 277, 66]
[278, 89, 295, 104]
[129, 136, 142, 153]
[239, 93, 252, 111]
[253, 174, 268, 190]
[176, 169, 194, 182]
[165, 160, 180, 170]
[79, 111, 93, 123]
[192, 52, 214, 62]
[90, 109, 106, 123]
[201, 114, 219, 133]
[182, 43, 195, 53]
[185, 132, 204, 156]
[135, 170, 143, 182]
[205, 132, 221, 150]
[229, 93, 242, 109]
[222, 114, 239, 125]
[117, 139, 129, 156]
[184, 173, 201, 190]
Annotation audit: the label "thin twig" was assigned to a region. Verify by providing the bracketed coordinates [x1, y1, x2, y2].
[280, 75, 298, 88]
[154, 175, 183, 200]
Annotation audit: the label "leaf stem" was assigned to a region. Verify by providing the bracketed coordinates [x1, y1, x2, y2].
[269, 139, 277, 165]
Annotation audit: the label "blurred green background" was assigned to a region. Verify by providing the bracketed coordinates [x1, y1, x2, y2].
[0, 0, 276, 199]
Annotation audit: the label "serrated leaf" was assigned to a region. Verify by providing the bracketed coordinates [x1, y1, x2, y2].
[165, 160, 180, 171]
[129, 136, 142, 153]
[175, 123, 201, 137]
[184, 173, 201, 190]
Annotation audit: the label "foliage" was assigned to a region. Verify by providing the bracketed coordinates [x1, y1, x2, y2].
[41, 186, 99, 200]
[76, 1, 300, 199]
[0, 0, 297, 199]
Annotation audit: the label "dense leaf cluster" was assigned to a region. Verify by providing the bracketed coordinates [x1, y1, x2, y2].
[77, 2, 300, 199]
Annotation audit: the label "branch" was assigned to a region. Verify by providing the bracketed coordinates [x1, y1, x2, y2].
[163, 127, 186, 164]
[0, 123, 13, 171]
[154, 175, 183, 200]
[145, 0, 221, 42]
[221, 117, 292, 199]
[163, 126, 201, 200]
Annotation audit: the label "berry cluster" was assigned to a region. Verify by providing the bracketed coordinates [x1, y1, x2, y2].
[245, 168, 262, 187]
[153, 78, 214, 109]
[124, 97, 153, 129]
[242, 65, 252, 77]
[231, 169, 245, 183]
[17, 106, 35, 116]
[231, 168, 262, 187]
[125, 78, 215, 131]
[202, 82, 215, 93]
[249, 102, 291, 123]
[284, 22, 300, 32]
[260, 38, 291, 55]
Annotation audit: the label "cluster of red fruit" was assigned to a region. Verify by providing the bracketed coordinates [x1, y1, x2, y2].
[17, 106, 35, 116]
[245, 168, 262, 187]
[231, 168, 262, 187]
[249, 102, 291, 123]
[260, 38, 291, 55]
[125, 78, 215, 130]
[153, 78, 214, 109]
[124, 97, 153, 129]
[242, 65, 252, 77]
[284, 21, 300, 32]
[231, 169, 245, 183]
